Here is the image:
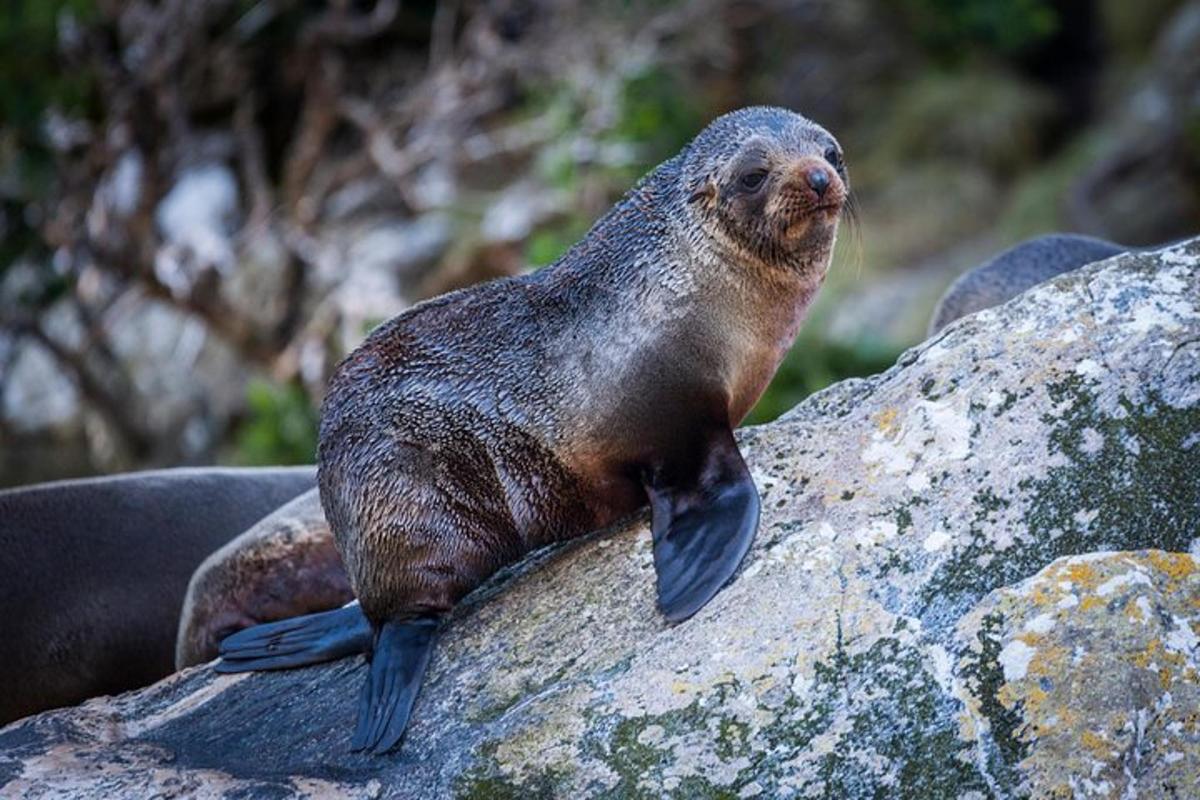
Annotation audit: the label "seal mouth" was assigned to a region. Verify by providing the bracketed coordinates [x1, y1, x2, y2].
[780, 199, 844, 237]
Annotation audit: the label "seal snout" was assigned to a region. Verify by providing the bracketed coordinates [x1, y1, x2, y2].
[781, 156, 844, 212]
[805, 166, 830, 198]
[769, 156, 845, 239]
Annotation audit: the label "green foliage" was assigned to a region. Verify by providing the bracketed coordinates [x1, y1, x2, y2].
[993, 128, 1106, 241]
[898, 0, 1059, 62]
[230, 379, 318, 466]
[1098, 0, 1187, 59]
[613, 67, 703, 170]
[0, 1, 98, 281]
[524, 216, 590, 268]
[525, 66, 702, 268]
[0, 0, 97, 129]
[745, 334, 903, 425]
[870, 70, 1053, 176]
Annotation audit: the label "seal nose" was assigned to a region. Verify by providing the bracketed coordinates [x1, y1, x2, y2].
[806, 167, 830, 198]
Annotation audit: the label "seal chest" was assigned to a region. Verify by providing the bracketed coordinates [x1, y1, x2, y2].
[218, 106, 849, 755]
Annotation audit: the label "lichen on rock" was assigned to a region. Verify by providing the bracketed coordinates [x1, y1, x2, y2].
[1, 240, 1198, 798]
[956, 551, 1200, 798]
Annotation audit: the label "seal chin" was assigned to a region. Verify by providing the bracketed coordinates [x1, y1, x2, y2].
[780, 204, 841, 241]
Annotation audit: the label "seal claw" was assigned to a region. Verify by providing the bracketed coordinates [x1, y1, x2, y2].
[216, 604, 371, 672]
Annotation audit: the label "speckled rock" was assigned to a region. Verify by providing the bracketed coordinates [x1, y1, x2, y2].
[1, 239, 1198, 798]
[955, 550, 1200, 799]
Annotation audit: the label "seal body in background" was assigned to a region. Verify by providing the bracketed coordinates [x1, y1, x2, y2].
[175, 487, 350, 669]
[0, 466, 314, 725]
[219, 106, 849, 754]
[927, 233, 1128, 336]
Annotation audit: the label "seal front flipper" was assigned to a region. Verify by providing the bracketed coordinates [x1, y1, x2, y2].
[646, 429, 761, 623]
[215, 604, 371, 672]
[352, 618, 439, 754]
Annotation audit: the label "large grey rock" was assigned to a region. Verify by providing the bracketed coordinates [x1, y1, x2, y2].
[1, 240, 1198, 798]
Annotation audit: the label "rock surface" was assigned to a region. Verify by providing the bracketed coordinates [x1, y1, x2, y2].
[955, 550, 1200, 798]
[1, 240, 1198, 798]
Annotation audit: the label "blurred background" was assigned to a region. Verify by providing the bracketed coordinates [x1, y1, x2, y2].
[0, 0, 1196, 487]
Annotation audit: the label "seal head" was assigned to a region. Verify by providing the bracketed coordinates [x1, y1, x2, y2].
[927, 233, 1128, 336]
[175, 488, 352, 669]
[680, 106, 848, 275]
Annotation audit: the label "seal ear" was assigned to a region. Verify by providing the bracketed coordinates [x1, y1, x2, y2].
[686, 177, 716, 208]
[645, 429, 760, 623]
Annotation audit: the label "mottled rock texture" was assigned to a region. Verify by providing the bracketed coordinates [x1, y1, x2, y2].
[2, 240, 1198, 798]
[955, 551, 1200, 798]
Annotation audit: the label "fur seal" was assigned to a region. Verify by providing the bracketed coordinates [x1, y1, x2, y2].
[927, 233, 1128, 336]
[175, 487, 351, 668]
[0, 466, 314, 725]
[218, 106, 848, 754]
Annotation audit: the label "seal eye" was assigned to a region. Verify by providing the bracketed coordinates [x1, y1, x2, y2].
[824, 146, 844, 173]
[739, 170, 767, 192]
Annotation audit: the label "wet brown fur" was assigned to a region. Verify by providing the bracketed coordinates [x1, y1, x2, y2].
[318, 107, 849, 627]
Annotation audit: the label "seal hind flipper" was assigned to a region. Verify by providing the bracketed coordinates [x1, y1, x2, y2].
[351, 618, 439, 754]
[215, 605, 371, 672]
[647, 430, 761, 623]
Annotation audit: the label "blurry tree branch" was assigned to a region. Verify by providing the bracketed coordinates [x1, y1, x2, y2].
[0, 308, 154, 457]
[301, 0, 400, 46]
[1, 0, 746, 476]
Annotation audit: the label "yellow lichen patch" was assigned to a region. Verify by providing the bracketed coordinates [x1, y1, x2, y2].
[1054, 707, 1079, 732]
[958, 551, 1200, 796]
[873, 408, 900, 436]
[1127, 600, 1146, 622]
[956, 707, 981, 743]
[1145, 551, 1197, 586]
[1132, 639, 1164, 670]
[1023, 685, 1049, 714]
[1027, 583, 1059, 608]
[1122, 632, 1189, 673]
[1061, 562, 1100, 590]
[1080, 730, 1110, 759]
[1159, 648, 1189, 669]
[996, 683, 1021, 710]
[1027, 644, 1069, 679]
